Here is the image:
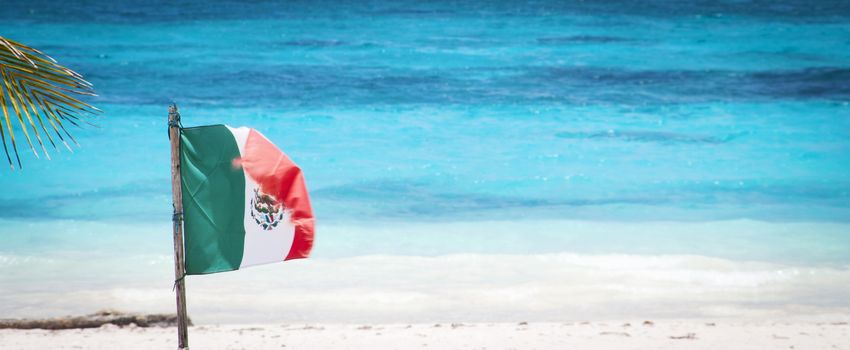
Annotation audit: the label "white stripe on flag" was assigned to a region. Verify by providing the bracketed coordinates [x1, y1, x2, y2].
[226, 126, 296, 269]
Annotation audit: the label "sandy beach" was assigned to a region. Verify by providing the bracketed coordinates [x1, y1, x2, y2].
[2, 320, 848, 349]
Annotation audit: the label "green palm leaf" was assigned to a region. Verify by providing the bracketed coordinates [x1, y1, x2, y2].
[0, 35, 100, 170]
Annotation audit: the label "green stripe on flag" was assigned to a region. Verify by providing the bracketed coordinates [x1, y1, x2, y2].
[180, 125, 246, 275]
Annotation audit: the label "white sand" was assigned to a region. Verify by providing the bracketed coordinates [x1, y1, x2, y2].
[2, 321, 848, 349]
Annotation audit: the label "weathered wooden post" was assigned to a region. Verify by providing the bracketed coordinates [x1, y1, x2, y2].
[168, 103, 190, 349]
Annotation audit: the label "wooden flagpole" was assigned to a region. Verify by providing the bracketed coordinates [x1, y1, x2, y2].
[168, 103, 190, 349]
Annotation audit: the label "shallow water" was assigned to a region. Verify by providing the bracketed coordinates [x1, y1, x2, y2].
[1, 0, 849, 321]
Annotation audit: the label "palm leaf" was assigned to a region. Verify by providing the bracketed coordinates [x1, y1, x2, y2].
[0, 35, 100, 170]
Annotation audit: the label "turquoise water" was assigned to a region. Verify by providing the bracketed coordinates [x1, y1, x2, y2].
[1, 0, 850, 323]
[3, 1, 850, 253]
[0, 0, 850, 323]
[1, 1, 849, 256]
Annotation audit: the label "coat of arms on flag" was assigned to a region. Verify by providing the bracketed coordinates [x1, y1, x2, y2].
[251, 188, 287, 231]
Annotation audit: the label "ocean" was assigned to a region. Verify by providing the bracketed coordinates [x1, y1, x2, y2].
[1, 0, 849, 323]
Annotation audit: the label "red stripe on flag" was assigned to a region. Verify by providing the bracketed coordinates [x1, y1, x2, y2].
[239, 129, 315, 260]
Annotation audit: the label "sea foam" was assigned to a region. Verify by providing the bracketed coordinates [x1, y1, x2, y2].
[3, 251, 849, 324]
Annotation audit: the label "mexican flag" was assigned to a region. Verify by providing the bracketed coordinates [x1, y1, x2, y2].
[179, 125, 314, 275]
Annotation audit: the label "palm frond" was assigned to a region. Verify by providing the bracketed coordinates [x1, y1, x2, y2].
[0, 35, 100, 170]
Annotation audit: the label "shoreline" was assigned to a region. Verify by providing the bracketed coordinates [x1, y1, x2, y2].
[2, 320, 848, 349]
[3, 252, 850, 324]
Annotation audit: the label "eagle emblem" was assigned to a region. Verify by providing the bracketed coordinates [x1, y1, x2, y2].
[250, 188, 286, 230]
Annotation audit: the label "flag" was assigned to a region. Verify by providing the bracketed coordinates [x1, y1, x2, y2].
[179, 125, 314, 275]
